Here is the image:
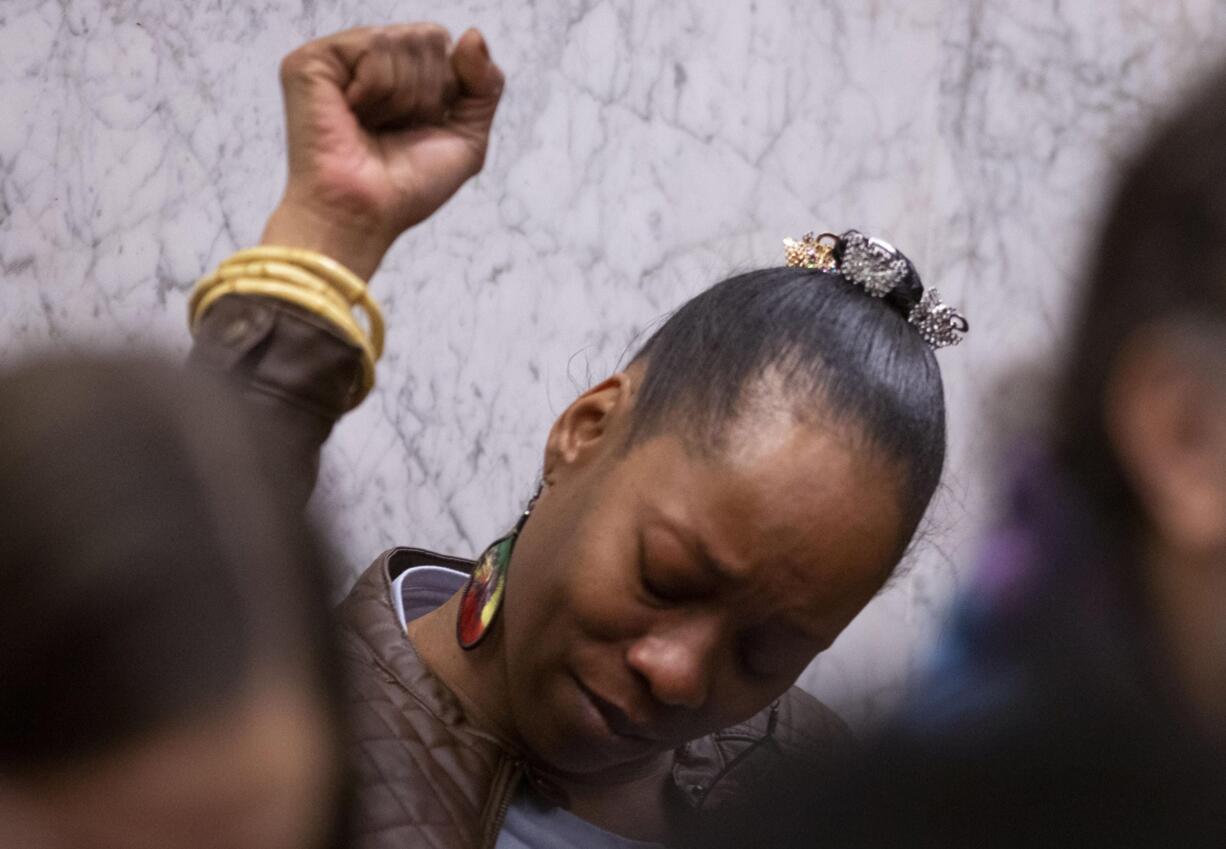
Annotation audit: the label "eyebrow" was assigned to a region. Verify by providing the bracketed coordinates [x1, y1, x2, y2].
[691, 535, 837, 646]
[645, 517, 739, 586]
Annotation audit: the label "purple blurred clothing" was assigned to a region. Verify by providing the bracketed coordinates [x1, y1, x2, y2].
[833, 447, 1226, 847]
[902, 447, 1152, 742]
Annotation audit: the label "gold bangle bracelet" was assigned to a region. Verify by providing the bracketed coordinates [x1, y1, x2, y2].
[190, 262, 350, 326]
[223, 246, 385, 355]
[193, 259, 385, 358]
[195, 281, 375, 402]
[192, 276, 375, 363]
[192, 278, 375, 372]
[189, 245, 385, 404]
[193, 260, 353, 323]
[192, 278, 376, 400]
[225, 246, 367, 299]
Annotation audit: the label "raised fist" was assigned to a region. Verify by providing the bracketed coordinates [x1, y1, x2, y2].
[261, 24, 505, 279]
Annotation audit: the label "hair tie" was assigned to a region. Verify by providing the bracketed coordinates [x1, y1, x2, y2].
[783, 229, 969, 348]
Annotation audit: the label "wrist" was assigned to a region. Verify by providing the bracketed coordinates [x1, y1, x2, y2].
[259, 201, 392, 282]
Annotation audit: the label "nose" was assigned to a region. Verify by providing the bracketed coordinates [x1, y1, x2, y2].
[625, 617, 721, 710]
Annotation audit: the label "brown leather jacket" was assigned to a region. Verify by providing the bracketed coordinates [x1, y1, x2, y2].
[190, 294, 855, 849]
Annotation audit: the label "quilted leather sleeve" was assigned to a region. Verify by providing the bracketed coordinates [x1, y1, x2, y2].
[188, 294, 364, 507]
[674, 687, 858, 849]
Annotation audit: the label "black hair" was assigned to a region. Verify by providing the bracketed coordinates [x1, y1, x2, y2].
[1054, 60, 1226, 544]
[627, 263, 947, 545]
[0, 355, 345, 787]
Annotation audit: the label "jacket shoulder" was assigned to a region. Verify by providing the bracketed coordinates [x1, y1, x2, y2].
[676, 688, 856, 848]
[336, 552, 505, 849]
[771, 684, 857, 764]
[675, 686, 855, 814]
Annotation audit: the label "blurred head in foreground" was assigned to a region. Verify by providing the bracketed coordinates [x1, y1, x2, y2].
[1053, 61, 1226, 727]
[0, 356, 347, 849]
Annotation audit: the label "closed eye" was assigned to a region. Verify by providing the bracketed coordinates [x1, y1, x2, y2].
[638, 535, 682, 606]
[637, 531, 714, 606]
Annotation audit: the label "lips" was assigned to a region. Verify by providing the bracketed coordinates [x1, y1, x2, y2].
[572, 676, 659, 743]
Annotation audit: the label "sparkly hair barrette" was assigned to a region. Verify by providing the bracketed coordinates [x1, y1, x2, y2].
[783, 230, 969, 348]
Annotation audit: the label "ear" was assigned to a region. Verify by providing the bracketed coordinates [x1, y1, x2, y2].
[543, 372, 635, 481]
[1107, 331, 1226, 558]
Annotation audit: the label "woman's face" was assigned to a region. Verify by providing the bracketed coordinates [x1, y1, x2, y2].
[0, 674, 341, 849]
[501, 376, 906, 776]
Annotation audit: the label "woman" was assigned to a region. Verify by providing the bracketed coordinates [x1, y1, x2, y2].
[188, 23, 968, 849]
[0, 357, 349, 849]
[797, 55, 1226, 849]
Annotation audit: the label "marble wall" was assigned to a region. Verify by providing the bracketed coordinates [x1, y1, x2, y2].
[4, 0, 1226, 727]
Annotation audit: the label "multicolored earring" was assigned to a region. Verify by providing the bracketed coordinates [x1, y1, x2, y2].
[456, 486, 541, 650]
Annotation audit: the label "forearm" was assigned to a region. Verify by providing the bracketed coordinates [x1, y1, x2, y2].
[184, 20, 503, 506]
[186, 194, 389, 509]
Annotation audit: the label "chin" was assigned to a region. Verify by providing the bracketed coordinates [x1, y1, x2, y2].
[511, 667, 668, 777]
[534, 734, 663, 779]
[519, 708, 668, 779]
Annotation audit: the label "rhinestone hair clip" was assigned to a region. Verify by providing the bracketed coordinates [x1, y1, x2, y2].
[783, 230, 969, 349]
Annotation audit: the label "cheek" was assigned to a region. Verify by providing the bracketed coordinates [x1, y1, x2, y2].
[504, 543, 642, 687]
[558, 527, 663, 663]
[513, 477, 643, 620]
[503, 496, 648, 677]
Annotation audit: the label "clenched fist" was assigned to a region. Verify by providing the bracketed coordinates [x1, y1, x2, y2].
[260, 24, 505, 279]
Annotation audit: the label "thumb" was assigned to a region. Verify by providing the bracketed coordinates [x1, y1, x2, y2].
[450, 28, 504, 102]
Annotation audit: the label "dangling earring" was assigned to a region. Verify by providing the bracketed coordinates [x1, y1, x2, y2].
[456, 485, 542, 650]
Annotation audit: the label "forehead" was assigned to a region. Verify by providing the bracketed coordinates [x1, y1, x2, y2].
[621, 415, 904, 633]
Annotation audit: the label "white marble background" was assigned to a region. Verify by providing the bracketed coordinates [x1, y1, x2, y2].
[4, 0, 1226, 727]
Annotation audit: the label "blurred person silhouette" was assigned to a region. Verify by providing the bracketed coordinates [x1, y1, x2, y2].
[184, 21, 970, 849]
[0, 356, 350, 849]
[767, 54, 1226, 849]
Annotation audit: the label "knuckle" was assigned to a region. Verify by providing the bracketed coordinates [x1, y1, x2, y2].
[428, 32, 450, 53]
[417, 23, 450, 45]
[403, 25, 447, 57]
[278, 49, 308, 83]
